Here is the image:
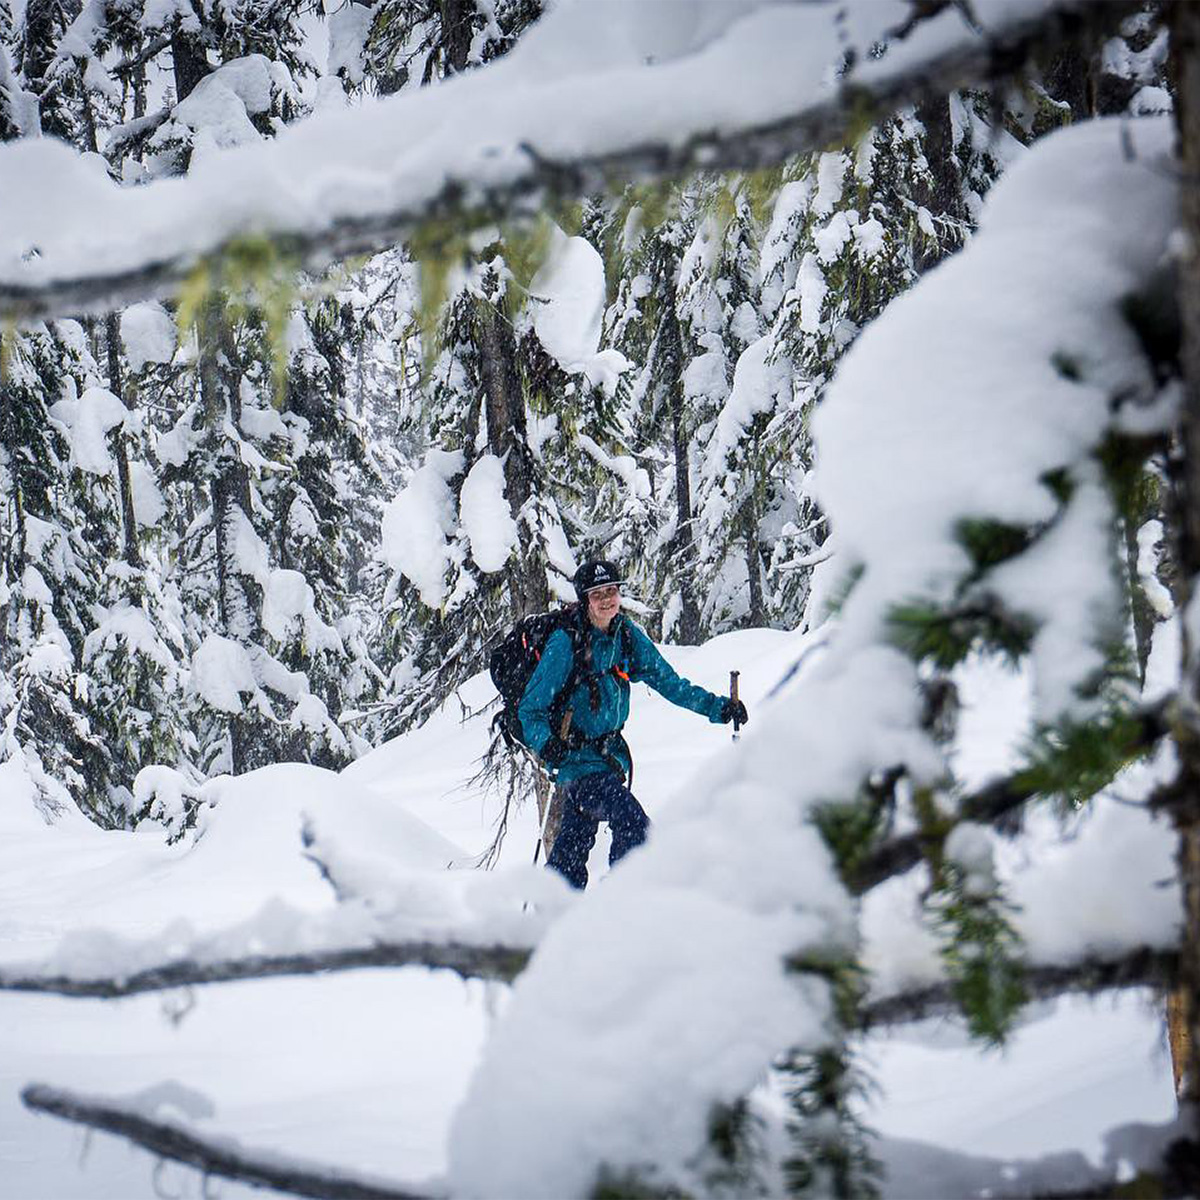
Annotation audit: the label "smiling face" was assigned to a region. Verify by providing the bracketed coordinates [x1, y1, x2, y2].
[586, 584, 621, 630]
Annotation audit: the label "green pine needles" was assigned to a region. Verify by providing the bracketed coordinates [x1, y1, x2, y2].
[1014, 706, 1159, 811]
[887, 597, 1035, 671]
[781, 1045, 881, 1200]
[929, 859, 1028, 1046]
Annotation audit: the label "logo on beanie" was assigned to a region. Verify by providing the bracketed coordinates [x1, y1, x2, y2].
[575, 560, 624, 595]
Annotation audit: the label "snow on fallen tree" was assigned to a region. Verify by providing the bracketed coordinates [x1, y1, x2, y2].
[0, 759, 1177, 1008]
[0, 778, 572, 996]
[21, 1082, 443, 1200]
[0, 0, 1128, 321]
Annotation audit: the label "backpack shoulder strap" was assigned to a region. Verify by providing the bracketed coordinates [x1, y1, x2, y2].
[620, 618, 634, 667]
[546, 605, 588, 718]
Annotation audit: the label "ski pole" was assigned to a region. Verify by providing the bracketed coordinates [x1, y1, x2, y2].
[730, 670, 741, 743]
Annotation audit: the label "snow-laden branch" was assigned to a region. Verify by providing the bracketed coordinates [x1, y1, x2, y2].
[0, 0, 1120, 321]
[849, 702, 1171, 895]
[0, 939, 532, 998]
[431, 118, 1183, 1196]
[860, 945, 1179, 1029]
[22, 1083, 444, 1200]
[0, 850, 570, 998]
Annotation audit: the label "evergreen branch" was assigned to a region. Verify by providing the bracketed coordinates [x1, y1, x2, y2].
[848, 702, 1170, 895]
[105, 106, 172, 154]
[0, 0, 1130, 322]
[0, 940, 532, 999]
[859, 945, 1179, 1029]
[849, 771, 1035, 894]
[110, 34, 173, 76]
[21, 1083, 444, 1200]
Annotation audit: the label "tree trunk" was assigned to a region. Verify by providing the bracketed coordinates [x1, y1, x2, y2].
[663, 300, 702, 644]
[743, 502, 765, 627]
[476, 288, 547, 618]
[1168, 0, 1200, 1131]
[77, 60, 99, 156]
[0, 330, 27, 575]
[197, 290, 257, 774]
[104, 315, 142, 572]
[133, 57, 147, 120]
[914, 94, 962, 273]
[171, 23, 209, 102]
[441, 0, 474, 75]
[1124, 514, 1156, 688]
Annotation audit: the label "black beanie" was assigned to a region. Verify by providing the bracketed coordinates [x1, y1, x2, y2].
[574, 560, 624, 596]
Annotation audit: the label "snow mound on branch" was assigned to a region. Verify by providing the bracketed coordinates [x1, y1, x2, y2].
[382, 450, 464, 609]
[83, 602, 176, 673]
[166, 55, 275, 152]
[120, 302, 177, 372]
[703, 334, 791, 494]
[459, 454, 518, 575]
[62, 386, 127, 476]
[0, 1, 1028, 300]
[328, 0, 373, 84]
[0, 758, 53, 830]
[129, 460, 166, 527]
[25, 637, 72, 681]
[227, 507, 271, 585]
[530, 228, 601, 362]
[529, 227, 631, 397]
[1012, 761, 1181, 965]
[156, 403, 201, 468]
[263, 569, 344, 654]
[191, 634, 257, 714]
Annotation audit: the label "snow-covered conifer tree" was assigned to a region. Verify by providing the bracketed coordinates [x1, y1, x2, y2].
[679, 176, 791, 633]
[0, 324, 112, 819]
[602, 188, 707, 642]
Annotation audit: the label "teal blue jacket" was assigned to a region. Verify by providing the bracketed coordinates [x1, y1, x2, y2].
[518, 612, 727, 783]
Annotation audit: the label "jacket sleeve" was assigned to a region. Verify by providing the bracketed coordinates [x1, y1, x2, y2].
[518, 628, 575, 754]
[627, 624, 725, 723]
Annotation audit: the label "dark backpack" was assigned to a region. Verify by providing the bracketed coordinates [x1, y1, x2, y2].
[488, 606, 586, 750]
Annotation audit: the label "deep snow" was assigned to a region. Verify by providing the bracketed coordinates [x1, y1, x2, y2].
[0, 627, 1180, 1199]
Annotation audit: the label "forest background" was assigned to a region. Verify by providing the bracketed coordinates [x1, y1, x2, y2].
[2, 0, 1198, 1197]
[0, 0, 1162, 829]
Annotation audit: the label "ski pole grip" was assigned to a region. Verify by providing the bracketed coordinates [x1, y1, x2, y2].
[729, 671, 741, 734]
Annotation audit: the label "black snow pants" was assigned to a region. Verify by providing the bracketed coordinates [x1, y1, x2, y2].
[546, 770, 649, 890]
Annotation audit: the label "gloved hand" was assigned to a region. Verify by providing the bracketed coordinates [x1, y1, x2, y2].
[720, 698, 748, 727]
[541, 735, 570, 767]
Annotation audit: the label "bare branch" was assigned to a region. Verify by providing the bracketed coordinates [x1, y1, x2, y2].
[860, 945, 1179, 1029]
[0, 939, 532, 999]
[0, 0, 1129, 322]
[22, 1083, 445, 1200]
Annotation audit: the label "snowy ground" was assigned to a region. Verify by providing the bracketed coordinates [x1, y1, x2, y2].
[0, 628, 1180, 1199]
